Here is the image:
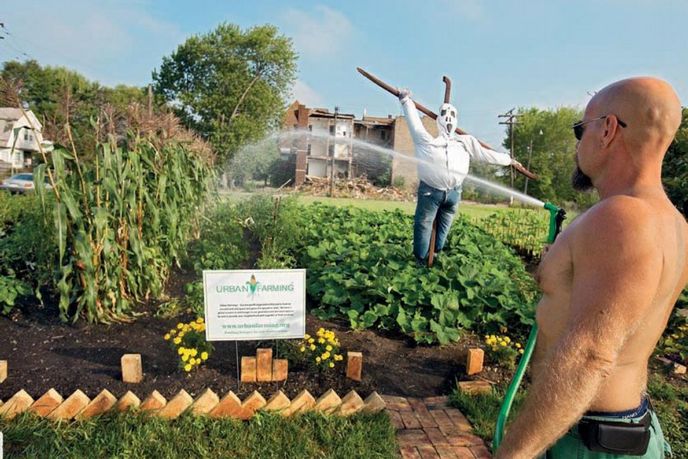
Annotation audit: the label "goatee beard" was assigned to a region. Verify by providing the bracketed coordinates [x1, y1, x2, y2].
[571, 166, 593, 191]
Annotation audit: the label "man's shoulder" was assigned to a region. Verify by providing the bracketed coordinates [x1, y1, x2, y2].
[583, 195, 654, 225]
[571, 196, 658, 250]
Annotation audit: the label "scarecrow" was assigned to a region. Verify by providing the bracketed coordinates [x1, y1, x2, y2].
[357, 68, 536, 266]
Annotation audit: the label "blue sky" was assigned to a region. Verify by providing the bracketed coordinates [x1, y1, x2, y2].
[1, 0, 687, 147]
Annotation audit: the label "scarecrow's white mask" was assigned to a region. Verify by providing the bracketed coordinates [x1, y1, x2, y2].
[437, 103, 457, 137]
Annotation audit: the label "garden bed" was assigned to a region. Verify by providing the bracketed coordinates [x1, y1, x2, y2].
[0, 295, 507, 404]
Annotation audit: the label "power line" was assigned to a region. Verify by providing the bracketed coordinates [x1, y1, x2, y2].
[0, 20, 105, 77]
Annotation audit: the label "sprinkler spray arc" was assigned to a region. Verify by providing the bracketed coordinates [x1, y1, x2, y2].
[493, 202, 567, 451]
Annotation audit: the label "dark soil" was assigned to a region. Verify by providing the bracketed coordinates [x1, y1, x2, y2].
[0, 276, 507, 402]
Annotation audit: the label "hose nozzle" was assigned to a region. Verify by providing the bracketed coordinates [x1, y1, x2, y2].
[544, 202, 567, 244]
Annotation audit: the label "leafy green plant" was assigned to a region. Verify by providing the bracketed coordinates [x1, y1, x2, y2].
[658, 290, 688, 364]
[0, 275, 30, 314]
[235, 195, 303, 269]
[0, 192, 57, 313]
[476, 209, 549, 256]
[296, 204, 539, 344]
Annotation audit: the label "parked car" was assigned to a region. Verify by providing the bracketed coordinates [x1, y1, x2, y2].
[0, 173, 53, 194]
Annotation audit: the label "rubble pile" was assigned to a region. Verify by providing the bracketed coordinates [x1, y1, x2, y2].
[297, 176, 413, 201]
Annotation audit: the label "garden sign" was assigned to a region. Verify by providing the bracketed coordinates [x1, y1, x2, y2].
[203, 269, 306, 341]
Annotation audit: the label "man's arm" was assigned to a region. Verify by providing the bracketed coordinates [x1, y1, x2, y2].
[464, 135, 513, 166]
[495, 198, 663, 459]
[399, 95, 433, 145]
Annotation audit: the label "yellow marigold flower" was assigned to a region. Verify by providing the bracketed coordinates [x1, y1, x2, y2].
[177, 323, 184, 329]
[329, 362, 335, 368]
[318, 338, 325, 344]
[310, 344, 316, 351]
[304, 334, 311, 340]
[182, 354, 190, 362]
[300, 346, 306, 352]
[178, 348, 185, 355]
[500, 341, 507, 347]
[308, 338, 315, 344]
[504, 337, 511, 343]
[316, 357, 321, 363]
[334, 354, 343, 361]
[170, 329, 177, 335]
[322, 352, 330, 360]
[190, 349, 198, 357]
[326, 345, 333, 351]
[184, 364, 192, 372]
[164, 334, 171, 340]
[515, 343, 522, 348]
[318, 327, 324, 334]
[492, 346, 498, 352]
[196, 317, 204, 323]
[173, 337, 182, 345]
[519, 349, 524, 354]
[201, 352, 209, 360]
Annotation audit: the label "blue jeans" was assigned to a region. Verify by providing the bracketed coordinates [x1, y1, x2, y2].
[413, 181, 462, 262]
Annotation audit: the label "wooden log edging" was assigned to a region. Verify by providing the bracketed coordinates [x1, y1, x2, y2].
[0, 388, 386, 421]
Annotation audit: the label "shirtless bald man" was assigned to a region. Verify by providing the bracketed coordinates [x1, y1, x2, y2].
[495, 77, 688, 459]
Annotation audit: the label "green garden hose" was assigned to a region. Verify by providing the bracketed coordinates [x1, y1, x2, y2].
[493, 202, 566, 450]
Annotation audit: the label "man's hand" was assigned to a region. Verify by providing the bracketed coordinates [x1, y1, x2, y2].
[398, 87, 411, 101]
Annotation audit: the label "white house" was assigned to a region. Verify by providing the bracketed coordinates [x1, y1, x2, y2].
[0, 107, 54, 169]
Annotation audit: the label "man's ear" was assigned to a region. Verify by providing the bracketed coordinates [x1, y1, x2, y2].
[601, 116, 617, 148]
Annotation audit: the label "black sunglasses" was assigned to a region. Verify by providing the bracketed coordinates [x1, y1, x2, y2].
[573, 115, 627, 141]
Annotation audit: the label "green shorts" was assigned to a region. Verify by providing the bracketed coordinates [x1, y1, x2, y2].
[542, 410, 672, 458]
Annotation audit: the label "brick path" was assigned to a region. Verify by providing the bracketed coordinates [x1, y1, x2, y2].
[382, 395, 492, 459]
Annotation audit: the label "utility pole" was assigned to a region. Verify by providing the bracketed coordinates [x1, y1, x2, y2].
[329, 106, 339, 197]
[524, 138, 533, 194]
[498, 109, 520, 204]
[147, 84, 153, 118]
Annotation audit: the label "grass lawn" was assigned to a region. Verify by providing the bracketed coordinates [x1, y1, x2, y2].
[221, 188, 528, 220]
[0, 411, 397, 459]
[450, 371, 688, 457]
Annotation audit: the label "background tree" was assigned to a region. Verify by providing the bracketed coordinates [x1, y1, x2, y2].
[1, 60, 146, 154]
[152, 23, 297, 167]
[495, 106, 600, 209]
[662, 107, 688, 217]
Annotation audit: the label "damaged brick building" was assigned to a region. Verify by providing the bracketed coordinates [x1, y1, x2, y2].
[281, 101, 438, 188]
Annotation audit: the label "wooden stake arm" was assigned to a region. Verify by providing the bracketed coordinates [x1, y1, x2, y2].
[356, 67, 538, 181]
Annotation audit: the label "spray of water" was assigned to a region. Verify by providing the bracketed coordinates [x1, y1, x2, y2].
[263, 129, 546, 208]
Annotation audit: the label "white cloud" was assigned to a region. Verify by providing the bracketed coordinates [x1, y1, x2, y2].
[292, 79, 324, 107]
[281, 5, 354, 60]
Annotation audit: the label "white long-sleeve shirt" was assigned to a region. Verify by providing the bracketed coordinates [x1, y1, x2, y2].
[401, 96, 512, 191]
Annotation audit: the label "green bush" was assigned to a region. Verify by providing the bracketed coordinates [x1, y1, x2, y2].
[477, 210, 549, 256]
[235, 195, 303, 269]
[296, 204, 539, 344]
[0, 192, 57, 314]
[182, 202, 248, 314]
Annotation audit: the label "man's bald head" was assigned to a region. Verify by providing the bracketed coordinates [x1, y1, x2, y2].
[589, 77, 682, 156]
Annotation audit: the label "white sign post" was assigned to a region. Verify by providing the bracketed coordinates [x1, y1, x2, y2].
[203, 269, 306, 341]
